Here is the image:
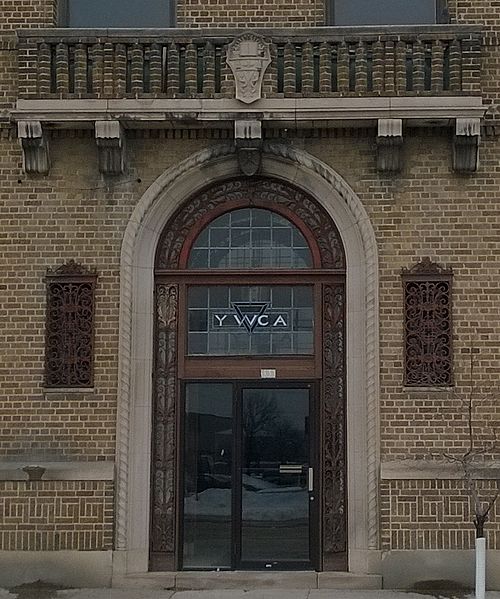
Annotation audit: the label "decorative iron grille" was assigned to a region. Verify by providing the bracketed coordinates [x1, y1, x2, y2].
[402, 257, 453, 387]
[44, 260, 97, 388]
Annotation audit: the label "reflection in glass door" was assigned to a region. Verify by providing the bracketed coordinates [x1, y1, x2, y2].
[182, 383, 233, 569]
[181, 382, 315, 570]
[240, 387, 312, 568]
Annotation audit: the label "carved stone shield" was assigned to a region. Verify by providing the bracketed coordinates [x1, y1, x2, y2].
[227, 34, 271, 104]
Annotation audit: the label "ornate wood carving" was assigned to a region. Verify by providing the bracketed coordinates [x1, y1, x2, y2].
[155, 178, 346, 271]
[402, 258, 453, 386]
[150, 284, 178, 560]
[45, 262, 96, 388]
[322, 282, 347, 562]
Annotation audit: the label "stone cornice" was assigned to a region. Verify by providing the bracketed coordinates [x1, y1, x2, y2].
[13, 96, 485, 128]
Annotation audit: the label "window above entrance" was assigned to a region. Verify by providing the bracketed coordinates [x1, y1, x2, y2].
[188, 208, 313, 270]
[187, 285, 314, 356]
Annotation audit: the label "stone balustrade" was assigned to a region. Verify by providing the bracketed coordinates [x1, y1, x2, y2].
[17, 26, 482, 101]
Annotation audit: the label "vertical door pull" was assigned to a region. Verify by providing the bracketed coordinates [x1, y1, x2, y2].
[308, 467, 314, 492]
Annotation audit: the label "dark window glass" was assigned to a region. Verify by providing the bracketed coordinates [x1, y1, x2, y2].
[65, 0, 174, 27]
[183, 383, 233, 569]
[187, 286, 314, 356]
[332, 0, 437, 25]
[188, 208, 312, 270]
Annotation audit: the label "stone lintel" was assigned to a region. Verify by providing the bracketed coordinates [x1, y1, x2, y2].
[95, 120, 125, 175]
[453, 117, 480, 173]
[17, 120, 50, 174]
[376, 118, 403, 173]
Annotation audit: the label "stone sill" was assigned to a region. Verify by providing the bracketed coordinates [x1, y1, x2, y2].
[0, 460, 114, 481]
[381, 459, 500, 480]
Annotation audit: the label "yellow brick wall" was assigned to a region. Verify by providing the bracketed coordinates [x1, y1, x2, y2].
[0, 481, 113, 550]
[177, 0, 324, 27]
[0, 0, 499, 557]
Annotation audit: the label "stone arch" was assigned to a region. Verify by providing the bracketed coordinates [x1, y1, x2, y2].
[114, 143, 380, 576]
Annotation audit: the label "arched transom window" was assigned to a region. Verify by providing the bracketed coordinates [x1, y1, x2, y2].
[188, 208, 313, 270]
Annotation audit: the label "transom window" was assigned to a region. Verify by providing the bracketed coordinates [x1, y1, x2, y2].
[187, 285, 314, 356]
[188, 208, 312, 270]
[328, 0, 447, 25]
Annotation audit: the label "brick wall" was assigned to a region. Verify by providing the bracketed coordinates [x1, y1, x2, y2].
[0, 0, 499, 559]
[381, 480, 500, 550]
[0, 481, 113, 550]
[0, 0, 58, 31]
[177, 0, 324, 27]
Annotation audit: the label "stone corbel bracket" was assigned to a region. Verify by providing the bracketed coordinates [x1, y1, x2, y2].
[235, 120, 262, 176]
[95, 120, 125, 175]
[453, 118, 480, 173]
[17, 120, 50, 175]
[376, 119, 403, 173]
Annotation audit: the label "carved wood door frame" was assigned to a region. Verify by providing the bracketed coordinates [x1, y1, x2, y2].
[150, 178, 347, 572]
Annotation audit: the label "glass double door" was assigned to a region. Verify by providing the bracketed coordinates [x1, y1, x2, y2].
[181, 382, 317, 570]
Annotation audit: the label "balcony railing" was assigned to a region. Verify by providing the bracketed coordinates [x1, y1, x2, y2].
[17, 26, 482, 101]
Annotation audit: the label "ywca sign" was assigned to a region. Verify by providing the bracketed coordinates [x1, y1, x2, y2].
[214, 303, 289, 333]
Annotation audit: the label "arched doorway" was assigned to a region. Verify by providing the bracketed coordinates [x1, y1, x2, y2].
[150, 177, 347, 571]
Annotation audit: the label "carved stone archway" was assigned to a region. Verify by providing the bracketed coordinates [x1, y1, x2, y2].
[113, 143, 380, 578]
[151, 177, 347, 570]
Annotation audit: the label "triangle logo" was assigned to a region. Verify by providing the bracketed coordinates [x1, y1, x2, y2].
[232, 302, 269, 333]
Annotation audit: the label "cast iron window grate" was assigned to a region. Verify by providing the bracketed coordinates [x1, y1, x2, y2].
[402, 257, 453, 387]
[44, 260, 97, 388]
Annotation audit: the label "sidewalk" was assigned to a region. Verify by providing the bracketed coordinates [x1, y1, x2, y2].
[2, 585, 500, 599]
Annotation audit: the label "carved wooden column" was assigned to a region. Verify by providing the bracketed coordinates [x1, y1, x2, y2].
[150, 283, 178, 571]
[322, 282, 347, 570]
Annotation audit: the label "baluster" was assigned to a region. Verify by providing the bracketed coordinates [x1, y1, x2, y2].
[113, 43, 127, 97]
[302, 42, 313, 95]
[56, 42, 69, 96]
[220, 44, 234, 98]
[384, 40, 395, 93]
[319, 42, 331, 93]
[38, 42, 52, 97]
[356, 41, 367, 94]
[149, 43, 162, 95]
[131, 43, 144, 96]
[372, 40, 384, 94]
[167, 42, 179, 97]
[283, 42, 295, 96]
[264, 43, 278, 97]
[431, 40, 444, 93]
[103, 42, 114, 98]
[73, 43, 87, 96]
[395, 40, 406, 94]
[91, 43, 104, 97]
[203, 42, 215, 97]
[412, 40, 425, 93]
[185, 43, 197, 96]
[449, 39, 462, 91]
[337, 41, 349, 94]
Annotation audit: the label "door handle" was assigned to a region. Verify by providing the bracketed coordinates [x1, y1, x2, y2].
[308, 467, 314, 492]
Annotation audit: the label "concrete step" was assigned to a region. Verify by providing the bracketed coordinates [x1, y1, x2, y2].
[113, 571, 383, 591]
